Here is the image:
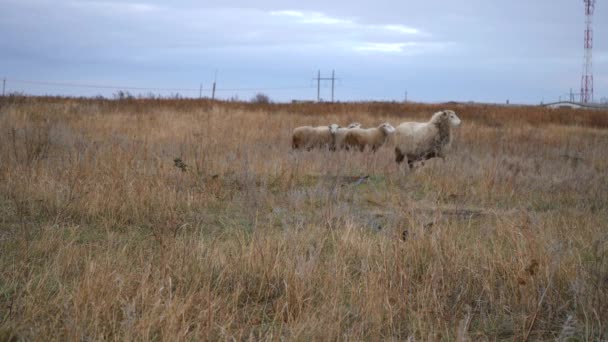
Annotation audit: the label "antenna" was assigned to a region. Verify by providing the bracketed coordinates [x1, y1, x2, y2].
[581, 0, 595, 103]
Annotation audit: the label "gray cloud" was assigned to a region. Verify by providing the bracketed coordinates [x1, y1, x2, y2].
[0, 0, 606, 102]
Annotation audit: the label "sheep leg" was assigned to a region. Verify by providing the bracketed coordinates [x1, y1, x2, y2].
[395, 148, 405, 164]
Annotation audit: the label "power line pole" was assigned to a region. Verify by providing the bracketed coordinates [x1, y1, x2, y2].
[212, 70, 217, 100]
[570, 88, 574, 102]
[314, 70, 338, 103]
[331, 70, 335, 102]
[199, 83, 203, 99]
[404, 90, 408, 103]
[317, 70, 321, 102]
[2, 78, 5, 97]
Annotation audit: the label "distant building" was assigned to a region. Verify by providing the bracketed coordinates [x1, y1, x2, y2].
[544, 101, 585, 109]
[543, 101, 608, 110]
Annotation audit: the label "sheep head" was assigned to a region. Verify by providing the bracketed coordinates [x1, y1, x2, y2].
[328, 124, 340, 134]
[378, 123, 396, 135]
[431, 110, 461, 127]
[347, 122, 362, 129]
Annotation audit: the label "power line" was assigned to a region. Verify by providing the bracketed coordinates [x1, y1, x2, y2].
[9, 79, 200, 92]
[5, 78, 314, 94]
[215, 86, 313, 91]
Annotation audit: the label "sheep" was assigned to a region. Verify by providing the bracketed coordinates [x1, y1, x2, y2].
[393, 110, 461, 169]
[292, 124, 339, 150]
[343, 123, 396, 152]
[334, 122, 362, 150]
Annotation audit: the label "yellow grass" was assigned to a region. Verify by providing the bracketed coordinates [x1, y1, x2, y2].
[1, 96, 607, 340]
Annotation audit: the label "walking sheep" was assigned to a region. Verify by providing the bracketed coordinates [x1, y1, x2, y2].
[343, 123, 396, 152]
[334, 122, 362, 150]
[394, 110, 461, 169]
[292, 124, 340, 150]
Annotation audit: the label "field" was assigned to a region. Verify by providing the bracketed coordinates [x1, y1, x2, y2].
[1, 96, 607, 340]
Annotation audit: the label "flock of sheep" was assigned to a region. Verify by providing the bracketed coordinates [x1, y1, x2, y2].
[292, 110, 462, 168]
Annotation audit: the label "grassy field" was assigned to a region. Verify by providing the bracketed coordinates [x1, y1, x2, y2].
[1, 96, 607, 340]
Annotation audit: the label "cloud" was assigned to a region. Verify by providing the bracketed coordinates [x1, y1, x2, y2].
[0, 1, 438, 61]
[270, 10, 352, 25]
[355, 41, 451, 55]
[270, 9, 422, 36]
[356, 42, 416, 53]
[266, 9, 433, 54]
[98, 2, 159, 11]
[68, 1, 164, 15]
[382, 24, 420, 35]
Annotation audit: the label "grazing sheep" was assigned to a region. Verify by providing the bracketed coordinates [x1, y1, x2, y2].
[334, 122, 362, 150]
[292, 124, 339, 150]
[343, 123, 396, 152]
[394, 110, 461, 168]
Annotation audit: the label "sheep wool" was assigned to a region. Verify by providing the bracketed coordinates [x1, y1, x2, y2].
[343, 123, 396, 152]
[394, 110, 461, 168]
[334, 122, 362, 150]
[292, 124, 339, 150]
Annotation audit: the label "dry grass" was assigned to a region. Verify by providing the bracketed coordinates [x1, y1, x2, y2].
[1, 96, 607, 340]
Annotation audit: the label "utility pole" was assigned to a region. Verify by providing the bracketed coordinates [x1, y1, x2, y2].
[314, 70, 338, 103]
[331, 70, 335, 102]
[317, 70, 321, 102]
[2, 78, 5, 97]
[199, 83, 203, 99]
[212, 70, 217, 100]
[404, 90, 408, 103]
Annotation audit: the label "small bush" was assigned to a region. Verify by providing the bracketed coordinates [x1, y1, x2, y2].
[251, 93, 271, 104]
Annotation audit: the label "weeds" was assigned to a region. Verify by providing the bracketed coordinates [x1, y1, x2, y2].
[0, 97, 607, 340]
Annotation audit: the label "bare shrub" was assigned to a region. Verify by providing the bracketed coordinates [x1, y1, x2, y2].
[251, 92, 271, 104]
[3, 118, 53, 167]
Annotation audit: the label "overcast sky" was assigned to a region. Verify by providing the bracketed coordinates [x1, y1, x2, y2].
[1, 0, 607, 103]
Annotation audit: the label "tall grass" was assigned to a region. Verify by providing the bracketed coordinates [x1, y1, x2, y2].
[1, 96, 607, 340]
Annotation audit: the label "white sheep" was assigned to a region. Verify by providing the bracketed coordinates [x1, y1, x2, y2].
[334, 122, 362, 150]
[292, 124, 339, 150]
[394, 110, 461, 168]
[343, 123, 396, 152]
